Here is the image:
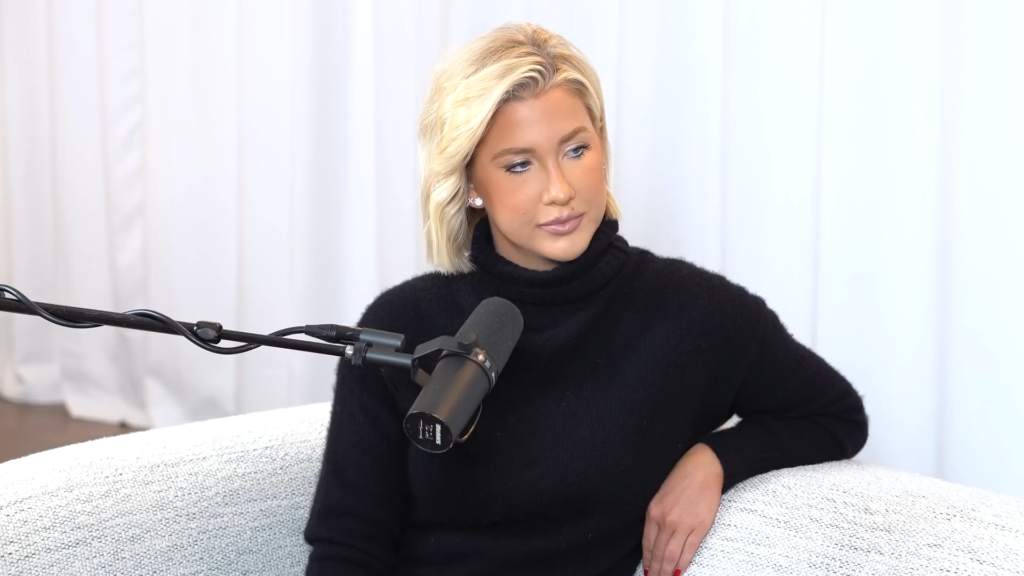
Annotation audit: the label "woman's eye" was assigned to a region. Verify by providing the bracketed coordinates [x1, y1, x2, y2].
[505, 161, 531, 175]
[567, 143, 591, 160]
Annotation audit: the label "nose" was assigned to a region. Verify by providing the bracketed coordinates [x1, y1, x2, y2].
[543, 163, 575, 206]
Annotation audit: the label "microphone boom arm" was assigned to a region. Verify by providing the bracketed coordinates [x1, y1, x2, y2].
[1, 284, 511, 449]
[0, 284, 389, 360]
[0, 284, 490, 389]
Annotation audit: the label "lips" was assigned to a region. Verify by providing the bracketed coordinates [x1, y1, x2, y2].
[539, 212, 583, 235]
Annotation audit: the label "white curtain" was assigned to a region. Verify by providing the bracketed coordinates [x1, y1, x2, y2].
[1, 0, 1022, 498]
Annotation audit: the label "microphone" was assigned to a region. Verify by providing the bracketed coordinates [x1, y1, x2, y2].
[403, 297, 523, 453]
[0, 284, 524, 453]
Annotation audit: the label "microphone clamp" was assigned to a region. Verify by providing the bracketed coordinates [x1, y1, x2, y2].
[409, 333, 497, 391]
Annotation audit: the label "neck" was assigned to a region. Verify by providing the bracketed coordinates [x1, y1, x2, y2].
[468, 215, 632, 306]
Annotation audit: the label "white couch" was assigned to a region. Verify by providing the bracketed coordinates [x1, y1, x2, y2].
[2, 402, 1022, 575]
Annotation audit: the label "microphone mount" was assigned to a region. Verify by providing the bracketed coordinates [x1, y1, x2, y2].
[1, 284, 503, 447]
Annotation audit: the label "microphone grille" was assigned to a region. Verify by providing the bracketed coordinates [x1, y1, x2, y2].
[454, 297, 523, 375]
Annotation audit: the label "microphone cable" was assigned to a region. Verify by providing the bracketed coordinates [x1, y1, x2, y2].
[0, 284, 309, 355]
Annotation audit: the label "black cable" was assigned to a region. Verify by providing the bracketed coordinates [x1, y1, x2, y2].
[0, 284, 309, 356]
[0, 284, 102, 329]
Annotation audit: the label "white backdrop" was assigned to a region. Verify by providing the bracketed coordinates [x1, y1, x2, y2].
[1, 0, 1022, 498]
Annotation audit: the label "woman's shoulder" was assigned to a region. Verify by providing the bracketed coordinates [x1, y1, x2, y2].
[629, 246, 762, 307]
[357, 270, 471, 340]
[626, 246, 770, 340]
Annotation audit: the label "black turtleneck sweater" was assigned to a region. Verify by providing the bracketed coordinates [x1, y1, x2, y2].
[304, 218, 869, 576]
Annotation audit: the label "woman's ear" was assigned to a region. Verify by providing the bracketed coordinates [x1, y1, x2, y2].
[467, 185, 484, 209]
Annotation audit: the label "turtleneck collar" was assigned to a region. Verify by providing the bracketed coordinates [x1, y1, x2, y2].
[467, 215, 631, 305]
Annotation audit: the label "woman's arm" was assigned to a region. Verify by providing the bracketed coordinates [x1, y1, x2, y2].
[698, 295, 870, 494]
[304, 351, 409, 575]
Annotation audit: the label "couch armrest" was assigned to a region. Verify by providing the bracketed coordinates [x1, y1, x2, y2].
[686, 459, 1024, 575]
[0, 402, 331, 576]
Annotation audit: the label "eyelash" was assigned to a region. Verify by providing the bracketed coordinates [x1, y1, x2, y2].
[504, 143, 591, 176]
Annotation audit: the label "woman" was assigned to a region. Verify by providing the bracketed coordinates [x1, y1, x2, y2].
[304, 23, 868, 576]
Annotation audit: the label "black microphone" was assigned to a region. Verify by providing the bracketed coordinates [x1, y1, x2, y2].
[0, 284, 525, 453]
[403, 297, 523, 453]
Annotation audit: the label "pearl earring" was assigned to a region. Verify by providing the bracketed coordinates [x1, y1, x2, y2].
[469, 197, 484, 208]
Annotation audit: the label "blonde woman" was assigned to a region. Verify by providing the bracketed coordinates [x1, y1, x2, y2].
[304, 23, 868, 576]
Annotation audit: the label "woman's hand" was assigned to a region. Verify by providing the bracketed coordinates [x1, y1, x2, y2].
[642, 442, 724, 576]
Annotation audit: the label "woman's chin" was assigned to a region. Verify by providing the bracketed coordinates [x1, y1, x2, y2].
[536, 237, 592, 264]
[568, 226, 604, 258]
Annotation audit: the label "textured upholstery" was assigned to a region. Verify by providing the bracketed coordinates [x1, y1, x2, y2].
[2, 402, 1022, 575]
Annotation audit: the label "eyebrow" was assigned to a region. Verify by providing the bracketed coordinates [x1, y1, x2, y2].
[489, 126, 591, 161]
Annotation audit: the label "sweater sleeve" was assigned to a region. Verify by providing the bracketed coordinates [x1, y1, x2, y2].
[303, 331, 409, 574]
[697, 295, 870, 493]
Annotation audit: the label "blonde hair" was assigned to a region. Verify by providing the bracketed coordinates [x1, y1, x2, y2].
[419, 22, 622, 274]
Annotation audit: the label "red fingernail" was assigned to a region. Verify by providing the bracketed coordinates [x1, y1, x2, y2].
[674, 570, 682, 576]
[643, 571, 648, 576]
